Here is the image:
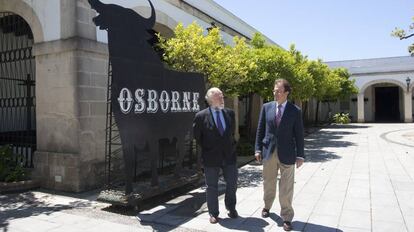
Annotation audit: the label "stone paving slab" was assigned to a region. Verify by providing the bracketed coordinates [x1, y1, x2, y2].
[2, 123, 414, 231]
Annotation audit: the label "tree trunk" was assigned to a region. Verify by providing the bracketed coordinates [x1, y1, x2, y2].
[302, 101, 308, 125]
[246, 93, 254, 141]
[314, 100, 320, 126]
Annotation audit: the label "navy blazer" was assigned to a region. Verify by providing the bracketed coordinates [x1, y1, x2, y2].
[255, 101, 304, 165]
[193, 107, 237, 167]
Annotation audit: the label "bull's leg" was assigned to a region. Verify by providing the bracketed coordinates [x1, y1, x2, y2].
[150, 141, 159, 186]
[173, 139, 185, 177]
[122, 145, 135, 194]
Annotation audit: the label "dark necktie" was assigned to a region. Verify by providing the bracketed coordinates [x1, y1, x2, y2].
[216, 111, 225, 135]
[276, 104, 282, 127]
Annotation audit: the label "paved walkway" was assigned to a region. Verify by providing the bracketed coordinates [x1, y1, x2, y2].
[2, 123, 414, 232]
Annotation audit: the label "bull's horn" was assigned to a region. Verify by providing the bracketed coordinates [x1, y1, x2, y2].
[144, 0, 156, 29]
[88, 0, 105, 12]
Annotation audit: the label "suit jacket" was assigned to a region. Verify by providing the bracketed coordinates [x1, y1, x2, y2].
[193, 107, 237, 167]
[255, 101, 304, 165]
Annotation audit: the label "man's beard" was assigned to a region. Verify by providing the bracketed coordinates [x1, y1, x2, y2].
[213, 104, 224, 110]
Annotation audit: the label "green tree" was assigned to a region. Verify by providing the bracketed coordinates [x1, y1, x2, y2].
[332, 68, 358, 100]
[306, 59, 330, 124]
[287, 45, 314, 104]
[392, 16, 414, 55]
[158, 22, 224, 75]
[158, 22, 252, 97]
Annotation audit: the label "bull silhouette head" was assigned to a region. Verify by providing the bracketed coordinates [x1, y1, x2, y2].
[88, 0, 155, 31]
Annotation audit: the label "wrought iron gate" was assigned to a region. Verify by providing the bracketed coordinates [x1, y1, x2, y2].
[0, 12, 36, 168]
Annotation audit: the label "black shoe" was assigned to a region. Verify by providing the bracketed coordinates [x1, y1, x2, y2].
[227, 210, 238, 218]
[209, 216, 218, 224]
[261, 208, 270, 218]
[283, 221, 292, 231]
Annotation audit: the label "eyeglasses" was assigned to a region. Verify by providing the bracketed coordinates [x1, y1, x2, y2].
[273, 90, 285, 94]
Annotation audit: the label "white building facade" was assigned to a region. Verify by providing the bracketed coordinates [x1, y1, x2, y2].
[327, 56, 414, 123]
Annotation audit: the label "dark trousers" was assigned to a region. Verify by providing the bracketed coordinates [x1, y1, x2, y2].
[204, 164, 238, 217]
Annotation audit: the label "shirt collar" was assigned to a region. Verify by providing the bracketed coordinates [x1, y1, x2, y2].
[276, 101, 287, 108]
[210, 107, 222, 113]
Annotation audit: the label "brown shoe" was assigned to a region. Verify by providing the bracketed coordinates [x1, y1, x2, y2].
[209, 216, 218, 224]
[283, 221, 292, 231]
[261, 208, 270, 218]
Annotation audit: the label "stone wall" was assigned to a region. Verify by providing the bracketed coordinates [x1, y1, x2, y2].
[32, 35, 108, 192]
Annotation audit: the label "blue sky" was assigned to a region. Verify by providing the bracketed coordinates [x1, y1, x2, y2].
[213, 0, 413, 61]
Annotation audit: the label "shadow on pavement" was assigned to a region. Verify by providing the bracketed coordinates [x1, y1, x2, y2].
[237, 164, 262, 188]
[134, 164, 265, 231]
[294, 220, 343, 232]
[326, 124, 370, 129]
[0, 192, 94, 231]
[304, 129, 357, 163]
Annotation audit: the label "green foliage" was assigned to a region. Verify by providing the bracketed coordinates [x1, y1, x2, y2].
[287, 45, 314, 102]
[332, 112, 351, 124]
[0, 145, 27, 182]
[157, 22, 357, 105]
[333, 68, 358, 100]
[392, 16, 414, 55]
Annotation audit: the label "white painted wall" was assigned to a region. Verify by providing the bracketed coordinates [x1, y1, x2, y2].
[12, 0, 276, 47]
[324, 56, 414, 122]
[96, 0, 276, 45]
[364, 86, 373, 122]
[327, 56, 414, 92]
[22, 0, 60, 41]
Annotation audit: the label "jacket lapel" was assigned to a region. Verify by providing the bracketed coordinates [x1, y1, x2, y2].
[222, 109, 231, 134]
[269, 102, 277, 130]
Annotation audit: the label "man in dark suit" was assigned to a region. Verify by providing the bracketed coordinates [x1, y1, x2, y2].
[193, 87, 238, 224]
[254, 79, 304, 231]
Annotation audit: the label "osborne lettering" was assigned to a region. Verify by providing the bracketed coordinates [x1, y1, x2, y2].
[118, 88, 200, 114]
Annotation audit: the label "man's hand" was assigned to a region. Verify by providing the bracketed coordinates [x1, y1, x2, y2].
[296, 158, 304, 168]
[255, 152, 262, 163]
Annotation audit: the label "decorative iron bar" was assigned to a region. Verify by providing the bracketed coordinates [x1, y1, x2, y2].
[0, 12, 36, 168]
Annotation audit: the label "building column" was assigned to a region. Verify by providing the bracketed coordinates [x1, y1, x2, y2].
[404, 90, 413, 122]
[357, 93, 365, 123]
[32, 38, 108, 192]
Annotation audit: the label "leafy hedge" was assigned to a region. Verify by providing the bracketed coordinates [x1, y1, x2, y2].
[0, 145, 27, 182]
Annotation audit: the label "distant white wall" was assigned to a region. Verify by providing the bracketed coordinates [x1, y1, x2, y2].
[22, 0, 60, 41]
[327, 56, 414, 92]
[96, 0, 274, 45]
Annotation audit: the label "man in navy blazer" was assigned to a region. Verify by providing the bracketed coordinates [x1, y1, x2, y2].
[193, 87, 238, 224]
[254, 79, 304, 231]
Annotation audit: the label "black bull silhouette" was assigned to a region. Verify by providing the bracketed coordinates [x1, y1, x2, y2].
[89, 0, 205, 194]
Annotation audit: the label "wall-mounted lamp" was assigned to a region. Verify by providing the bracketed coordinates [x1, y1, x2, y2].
[406, 77, 411, 92]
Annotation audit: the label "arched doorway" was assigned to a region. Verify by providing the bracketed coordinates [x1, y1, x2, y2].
[0, 12, 36, 167]
[370, 83, 403, 122]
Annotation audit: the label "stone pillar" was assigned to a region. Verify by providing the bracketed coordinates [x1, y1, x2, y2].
[357, 93, 365, 123]
[32, 38, 108, 192]
[404, 90, 413, 122]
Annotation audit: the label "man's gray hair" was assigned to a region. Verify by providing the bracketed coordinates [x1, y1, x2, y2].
[205, 87, 222, 105]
